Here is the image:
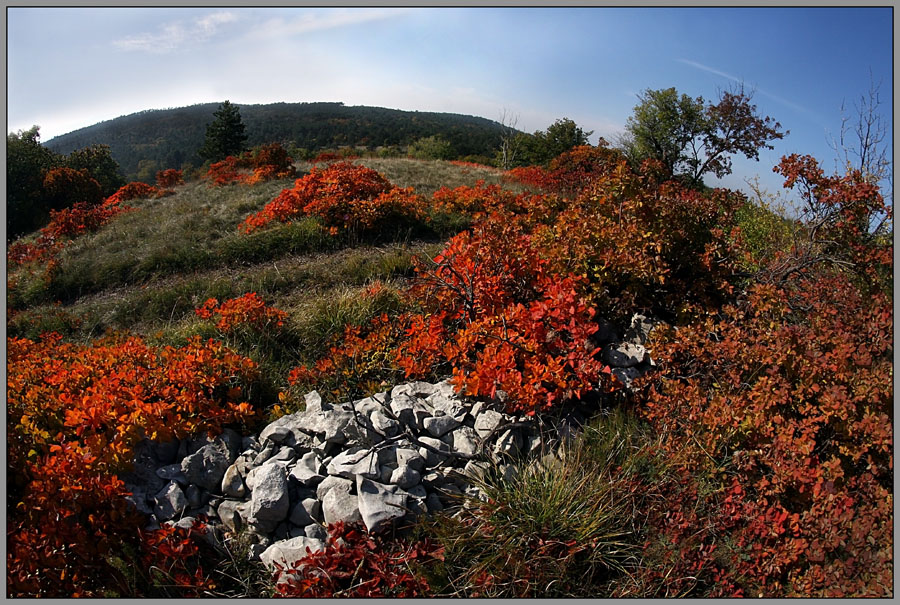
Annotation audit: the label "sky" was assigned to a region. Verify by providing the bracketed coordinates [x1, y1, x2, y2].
[5, 6, 894, 195]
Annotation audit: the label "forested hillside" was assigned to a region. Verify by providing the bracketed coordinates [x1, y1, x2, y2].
[45, 102, 508, 179]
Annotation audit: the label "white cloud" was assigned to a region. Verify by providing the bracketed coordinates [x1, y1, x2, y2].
[245, 8, 406, 41]
[113, 11, 237, 54]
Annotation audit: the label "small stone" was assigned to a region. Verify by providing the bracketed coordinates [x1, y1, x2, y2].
[273, 446, 297, 463]
[418, 436, 452, 468]
[316, 476, 353, 501]
[357, 477, 408, 533]
[389, 465, 422, 490]
[391, 381, 437, 399]
[156, 463, 187, 483]
[304, 390, 324, 413]
[181, 444, 230, 493]
[473, 410, 505, 439]
[451, 425, 480, 456]
[249, 463, 290, 525]
[289, 451, 325, 486]
[289, 498, 321, 526]
[326, 448, 380, 480]
[221, 464, 246, 498]
[423, 414, 462, 437]
[185, 484, 204, 509]
[370, 409, 400, 438]
[304, 523, 327, 541]
[263, 426, 293, 444]
[395, 447, 425, 472]
[602, 342, 648, 368]
[154, 481, 187, 521]
[493, 429, 521, 458]
[259, 537, 326, 571]
[321, 487, 362, 526]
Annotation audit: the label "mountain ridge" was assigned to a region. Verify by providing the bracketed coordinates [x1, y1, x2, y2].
[44, 101, 511, 179]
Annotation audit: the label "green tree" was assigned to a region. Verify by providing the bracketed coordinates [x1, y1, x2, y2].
[512, 118, 594, 167]
[65, 144, 125, 196]
[7, 126, 62, 239]
[199, 100, 248, 162]
[621, 85, 785, 186]
[407, 135, 454, 160]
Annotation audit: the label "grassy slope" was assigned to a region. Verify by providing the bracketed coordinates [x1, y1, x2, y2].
[8, 158, 513, 387]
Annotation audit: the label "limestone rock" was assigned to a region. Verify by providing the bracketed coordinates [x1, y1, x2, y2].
[602, 342, 647, 368]
[289, 498, 321, 527]
[321, 487, 362, 526]
[423, 412, 462, 437]
[154, 481, 187, 521]
[289, 451, 325, 486]
[356, 477, 408, 533]
[316, 475, 353, 501]
[221, 463, 246, 498]
[259, 536, 326, 571]
[326, 448, 380, 480]
[249, 463, 290, 526]
[473, 410, 506, 439]
[389, 465, 422, 490]
[181, 444, 230, 493]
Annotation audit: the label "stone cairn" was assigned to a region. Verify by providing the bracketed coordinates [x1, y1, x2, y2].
[121, 314, 658, 574]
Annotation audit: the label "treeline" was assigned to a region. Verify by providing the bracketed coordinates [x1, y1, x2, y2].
[44, 102, 509, 180]
[7, 127, 126, 239]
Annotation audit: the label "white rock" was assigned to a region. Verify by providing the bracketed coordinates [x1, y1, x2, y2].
[356, 477, 408, 533]
[259, 536, 326, 571]
[249, 463, 290, 525]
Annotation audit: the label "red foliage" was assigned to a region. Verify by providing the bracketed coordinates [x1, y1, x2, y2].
[8, 196, 133, 267]
[140, 519, 218, 596]
[7, 332, 259, 597]
[273, 522, 440, 597]
[633, 272, 893, 597]
[239, 162, 424, 235]
[106, 181, 164, 204]
[206, 155, 251, 186]
[43, 167, 104, 208]
[195, 292, 288, 333]
[506, 145, 623, 197]
[155, 168, 185, 188]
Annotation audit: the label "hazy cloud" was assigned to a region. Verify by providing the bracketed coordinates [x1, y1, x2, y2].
[246, 8, 406, 40]
[113, 11, 237, 53]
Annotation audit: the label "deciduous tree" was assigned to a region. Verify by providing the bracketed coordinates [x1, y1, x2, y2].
[622, 85, 785, 186]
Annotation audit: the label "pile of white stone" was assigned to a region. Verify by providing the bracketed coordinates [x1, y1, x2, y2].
[121, 314, 658, 574]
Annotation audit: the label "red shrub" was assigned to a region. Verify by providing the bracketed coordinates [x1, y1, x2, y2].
[195, 292, 288, 333]
[43, 167, 104, 208]
[239, 162, 423, 235]
[155, 168, 184, 188]
[7, 332, 259, 597]
[273, 522, 439, 597]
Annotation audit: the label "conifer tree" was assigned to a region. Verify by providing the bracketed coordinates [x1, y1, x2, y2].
[199, 100, 248, 162]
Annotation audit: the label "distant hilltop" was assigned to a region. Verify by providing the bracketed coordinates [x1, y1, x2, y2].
[45, 102, 511, 179]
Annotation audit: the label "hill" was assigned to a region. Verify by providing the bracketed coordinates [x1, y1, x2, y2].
[44, 102, 509, 178]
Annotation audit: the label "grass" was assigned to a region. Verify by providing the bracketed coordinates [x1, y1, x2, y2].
[420, 408, 665, 598]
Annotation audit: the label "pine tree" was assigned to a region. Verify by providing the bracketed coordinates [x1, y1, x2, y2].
[199, 101, 248, 162]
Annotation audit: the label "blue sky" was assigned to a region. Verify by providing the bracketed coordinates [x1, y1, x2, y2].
[6, 6, 893, 195]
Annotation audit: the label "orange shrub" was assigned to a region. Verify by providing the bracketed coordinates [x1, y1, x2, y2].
[155, 168, 184, 188]
[7, 332, 259, 597]
[239, 162, 424, 236]
[195, 292, 288, 333]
